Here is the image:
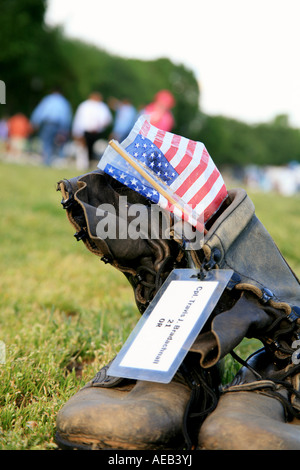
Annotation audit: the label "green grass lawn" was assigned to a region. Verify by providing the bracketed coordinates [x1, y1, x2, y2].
[0, 160, 299, 449]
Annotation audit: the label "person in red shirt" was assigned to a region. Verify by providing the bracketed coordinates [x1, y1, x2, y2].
[144, 90, 175, 132]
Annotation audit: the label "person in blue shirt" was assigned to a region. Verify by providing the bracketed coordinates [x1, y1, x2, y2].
[31, 89, 72, 166]
[109, 97, 137, 143]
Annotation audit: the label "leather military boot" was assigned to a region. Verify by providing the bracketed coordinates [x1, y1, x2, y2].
[56, 172, 300, 450]
[56, 372, 191, 450]
[55, 355, 222, 450]
[55, 170, 222, 450]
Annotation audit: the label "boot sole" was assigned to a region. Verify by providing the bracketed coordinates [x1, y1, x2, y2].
[55, 432, 95, 450]
[55, 432, 126, 450]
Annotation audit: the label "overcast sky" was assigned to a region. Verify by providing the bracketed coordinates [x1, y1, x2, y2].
[46, 0, 300, 127]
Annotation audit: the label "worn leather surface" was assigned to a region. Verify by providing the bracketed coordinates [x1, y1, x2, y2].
[190, 291, 288, 367]
[199, 350, 300, 450]
[56, 379, 191, 450]
[199, 390, 300, 450]
[194, 187, 300, 306]
[190, 187, 300, 368]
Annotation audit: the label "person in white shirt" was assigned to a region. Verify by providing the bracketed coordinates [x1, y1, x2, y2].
[72, 92, 112, 170]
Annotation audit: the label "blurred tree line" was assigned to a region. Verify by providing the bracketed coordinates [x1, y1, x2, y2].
[196, 113, 300, 167]
[1, 0, 300, 167]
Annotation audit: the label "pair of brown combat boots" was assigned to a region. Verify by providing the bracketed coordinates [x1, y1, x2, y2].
[55, 170, 300, 450]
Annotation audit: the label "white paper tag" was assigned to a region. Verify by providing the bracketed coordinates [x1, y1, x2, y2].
[108, 268, 233, 383]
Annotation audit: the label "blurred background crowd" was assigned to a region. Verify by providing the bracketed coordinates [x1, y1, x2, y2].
[0, 87, 176, 171]
[1, 0, 300, 196]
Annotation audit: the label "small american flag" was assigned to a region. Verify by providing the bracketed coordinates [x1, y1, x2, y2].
[98, 115, 227, 229]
